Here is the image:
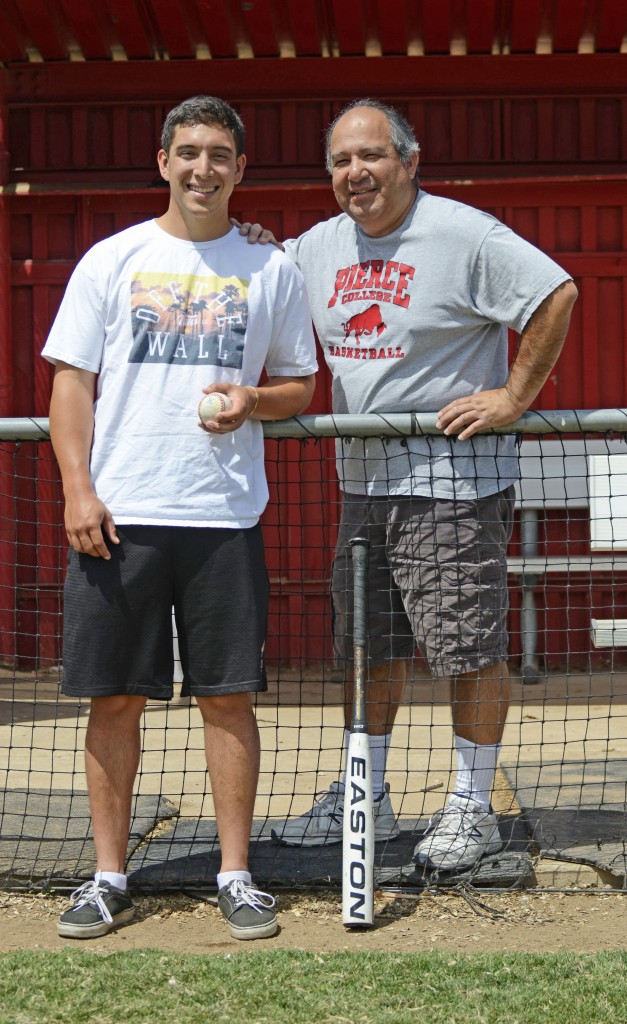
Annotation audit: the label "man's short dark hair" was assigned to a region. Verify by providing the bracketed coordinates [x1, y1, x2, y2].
[325, 99, 420, 184]
[161, 96, 245, 157]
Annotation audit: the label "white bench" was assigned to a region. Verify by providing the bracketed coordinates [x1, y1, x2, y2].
[588, 452, 627, 649]
[511, 440, 627, 681]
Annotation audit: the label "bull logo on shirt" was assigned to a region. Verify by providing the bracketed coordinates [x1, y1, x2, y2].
[342, 304, 387, 343]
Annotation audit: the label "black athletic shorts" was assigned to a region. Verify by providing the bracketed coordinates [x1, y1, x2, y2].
[61, 524, 269, 699]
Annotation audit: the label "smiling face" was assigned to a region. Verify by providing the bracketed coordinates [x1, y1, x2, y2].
[156, 122, 246, 241]
[329, 107, 419, 237]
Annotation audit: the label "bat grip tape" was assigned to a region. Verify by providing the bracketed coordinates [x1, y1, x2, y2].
[349, 537, 369, 650]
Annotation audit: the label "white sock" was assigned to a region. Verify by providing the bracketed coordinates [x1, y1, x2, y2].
[369, 733, 391, 799]
[95, 870, 127, 892]
[340, 730, 350, 792]
[217, 870, 251, 890]
[454, 735, 500, 813]
[341, 730, 390, 799]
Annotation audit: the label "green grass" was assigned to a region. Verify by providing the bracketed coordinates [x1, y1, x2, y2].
[1, 950, 626, 1024]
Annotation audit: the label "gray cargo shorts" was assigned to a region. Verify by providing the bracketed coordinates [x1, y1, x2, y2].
[332, 487, 515, 677]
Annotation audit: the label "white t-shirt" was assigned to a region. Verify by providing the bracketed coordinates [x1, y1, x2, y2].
[285, 191, 571, 499]
[42, 220, 317, 527]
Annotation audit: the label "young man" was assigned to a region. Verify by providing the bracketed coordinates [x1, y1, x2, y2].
[240, 99, 577, 872]
[43, 95, 317, 939]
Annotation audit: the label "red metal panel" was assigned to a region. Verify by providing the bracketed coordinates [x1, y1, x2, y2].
[1, 0, 627, 63]
[424, 100, 452, 164]
[5, 0, 68, 61]
[360, 0, 383, 53]
[9, 66, 626, 185]
[467, 99, 500, 163]
[10, 440, 64, 669]
[553, 97, 580, 164]
[56, 0, 111, 59]
[4, 176, 627, 671]
[0, 197, 12, 416]
[8, 54, 627, 103]
[622, 272, 627, 403]
[7, 176, 627, 418]
[47, 108, 75, 172]
[330, 0, 366, 55]
[253, 103, 282, 167]
[421, 0, 453, 53]
[595, 98, 623, 161]
[0, 444, 18, 665]
[177, 0, 216, 54]
[552, 0, 588, 52]
[292, 102, 327, 171]
[503, 98, 536, 164]
[597, 203, 623, 250]
[375, 0, 408, 54]
[193, 0, 238, 57]
[509, 0, 543, 52]
[129, 106, 161, 169]
[534, 97, 554, 164]
[465, 0, 497, 54]
[0, 8, 29, 63]
[147, 0, 196, 57]
[87, 107, 116, 171]
[284, 0, 323, 56]
[7, 107, 29, 176]
[449, 0, 470, 53]
[11, 283, 34, 416]
[241, 0, 281, 56]
[596, 0, 627, 51]
[0, 73, 10, 411]
[597, 276, 626, 407]
[14, 443, 38, 667]
[101, 0, 155, 58]
[450, 98, 470, 162]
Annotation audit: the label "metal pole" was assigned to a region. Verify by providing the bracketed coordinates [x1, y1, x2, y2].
[520, 508, 540, 685]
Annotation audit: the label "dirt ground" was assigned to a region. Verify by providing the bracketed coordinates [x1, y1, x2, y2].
[2, 669, 627, 957]
[1, 887, 627, 956]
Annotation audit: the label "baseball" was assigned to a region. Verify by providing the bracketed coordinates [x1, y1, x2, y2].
[198, 392, 233, 424]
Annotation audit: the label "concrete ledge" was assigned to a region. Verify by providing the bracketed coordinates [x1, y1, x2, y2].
[533, 858, 626, 889]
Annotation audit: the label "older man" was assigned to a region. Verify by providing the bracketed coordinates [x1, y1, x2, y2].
[243, 99, 577, 872]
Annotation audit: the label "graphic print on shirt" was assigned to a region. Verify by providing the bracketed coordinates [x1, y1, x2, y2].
[342, 304, 386, 341]
[326, 259, 415, 362]
[128, 272, 248, 367]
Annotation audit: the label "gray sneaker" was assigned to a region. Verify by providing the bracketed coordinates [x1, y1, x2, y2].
[271, 781, 400, 847]
[57, 880, 135, 939]
[414, 794, 503, 871]
[217, 879, 278, 940]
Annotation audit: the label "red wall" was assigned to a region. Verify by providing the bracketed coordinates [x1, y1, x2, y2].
[5, 177, 627, 417]
[1, 55, 626, 669]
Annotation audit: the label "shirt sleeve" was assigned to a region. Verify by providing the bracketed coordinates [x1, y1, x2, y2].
[263, 255, 318, 378]
[472, 222, 572, 334]
[41, 257, 107, 373]
[281, 236, 301, 269]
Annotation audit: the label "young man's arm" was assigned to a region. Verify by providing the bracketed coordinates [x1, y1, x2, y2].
[436, 279, 578, 440]
[49, 362, 119, 559]
[199, 374, 316, 434]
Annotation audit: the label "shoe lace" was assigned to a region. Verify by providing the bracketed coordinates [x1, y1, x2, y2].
[426, 803, 469, 838]
[227, 879, 276, 915]
[69, 880, 114, 924]
[310, 785, 344, 817]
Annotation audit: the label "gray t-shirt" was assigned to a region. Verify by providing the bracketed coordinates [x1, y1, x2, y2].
[285, 190, 571, 499]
